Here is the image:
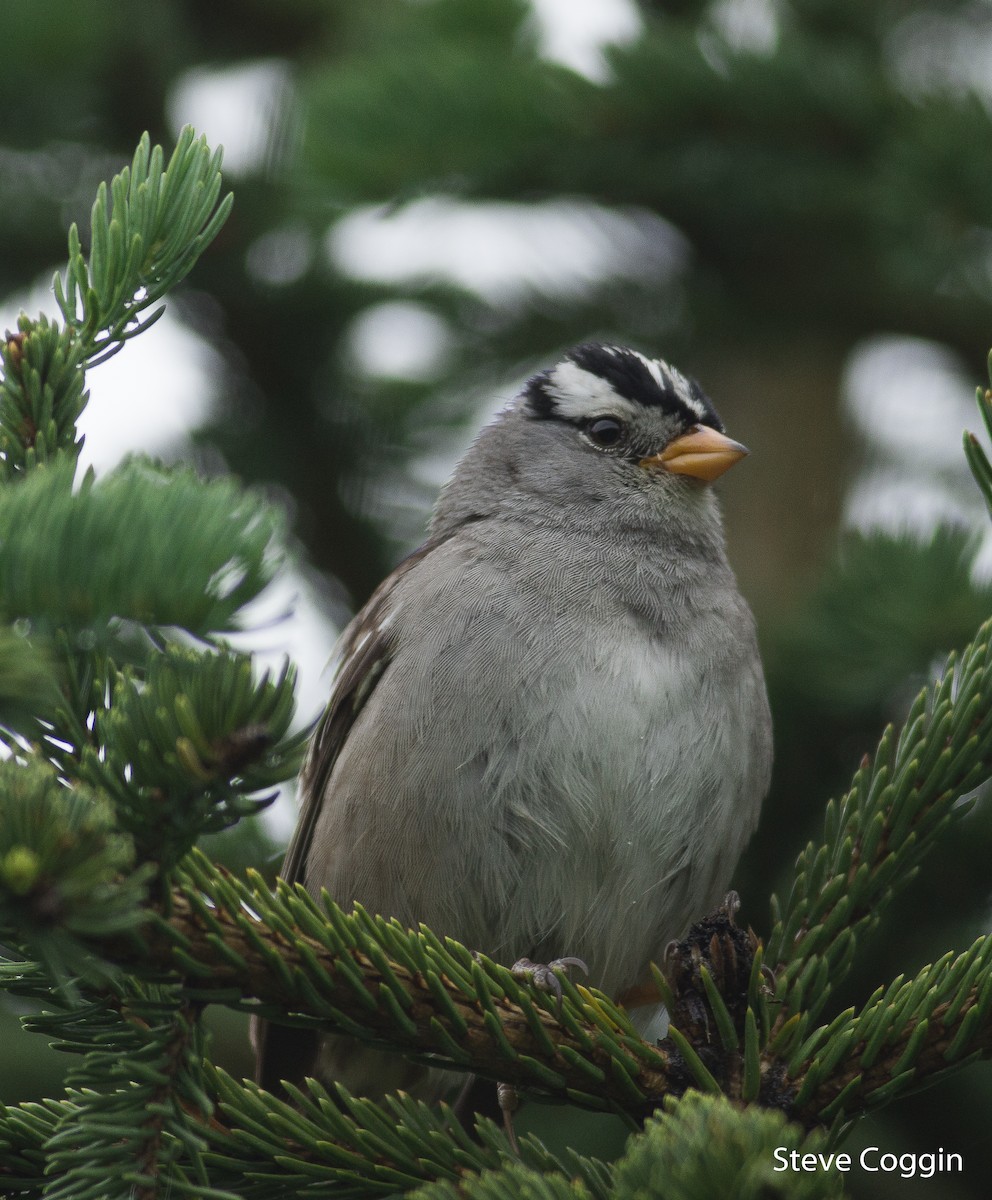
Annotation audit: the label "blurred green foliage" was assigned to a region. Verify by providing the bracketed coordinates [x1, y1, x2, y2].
[3, 2, 992, 1195]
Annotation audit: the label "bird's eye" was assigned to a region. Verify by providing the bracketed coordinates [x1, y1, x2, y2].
[585, 417, 626, 448]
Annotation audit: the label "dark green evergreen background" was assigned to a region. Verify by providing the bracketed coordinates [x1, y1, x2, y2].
[3, 2, 992, 1195]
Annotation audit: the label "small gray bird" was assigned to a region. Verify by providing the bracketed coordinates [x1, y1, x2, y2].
[255, 343, 772, 1099]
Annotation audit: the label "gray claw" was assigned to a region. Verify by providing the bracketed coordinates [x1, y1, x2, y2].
[552, 956, 589, 974]
[511, 956, 589, 1008]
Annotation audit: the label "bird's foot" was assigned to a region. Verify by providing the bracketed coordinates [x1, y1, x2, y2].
[498, 958, 587, 1153]
[510, 956, 588, 1008]
[497, 1081, 521, 1154]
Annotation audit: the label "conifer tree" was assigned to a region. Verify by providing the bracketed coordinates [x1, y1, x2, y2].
[3, 129, 992, 1199]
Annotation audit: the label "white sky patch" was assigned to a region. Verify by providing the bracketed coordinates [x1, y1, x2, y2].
[708, 0, 780, 55]
[246, 223, 315, 287]
[842, 336, 991, 548]
[328, 197, 688, 302]
[886, 10, 992, 110]
[527, 0, 642, 80]
[346, 302, 454, 381]
[844, 337, 979, 471]
[76, 315, 221, 474]
[844, 471, 979, 537]
[167, 60, 293, 177]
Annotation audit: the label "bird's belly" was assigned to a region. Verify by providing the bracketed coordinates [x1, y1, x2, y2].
[445, 642, 760, 998]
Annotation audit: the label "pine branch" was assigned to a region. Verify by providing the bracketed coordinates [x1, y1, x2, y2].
[0, 760, 149, 991]
[0, 321, 87, 478]
[1, 1084, 841, 1200]
[0, 655, 304, 983]
[765, 615, 992, 1027]
[413, 1093, 843, 1200]
[39, 988, 214, 1200]
[52, 127, 233, 368]
[605, 1093, 842, 1200]
[0, 989, 225, 1200]
[0, 460, 286, 638]
[782, 934, 992, 1128]
[130, 850, 674, 1115]
[10, 796, 992, 1155]
[0, 128, 230, 482]
[79, 641, 305, 871]
[0, 1095, 71, 1195]
[201, 1070, 613, 1200]
[5, 526, 992, 1193]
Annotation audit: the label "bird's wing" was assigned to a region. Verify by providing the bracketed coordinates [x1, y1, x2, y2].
[282, 536, 445, 885]
[254, 538, 442, 1092]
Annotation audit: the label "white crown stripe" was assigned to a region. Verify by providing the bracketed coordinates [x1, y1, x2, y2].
[525, 344, 718, 428]
[543, 360, 643, 421]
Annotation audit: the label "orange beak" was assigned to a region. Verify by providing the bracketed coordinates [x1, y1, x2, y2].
[640, 424, 749, 482]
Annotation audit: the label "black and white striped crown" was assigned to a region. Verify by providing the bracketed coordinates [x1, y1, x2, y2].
[524, 343, 722, 432]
